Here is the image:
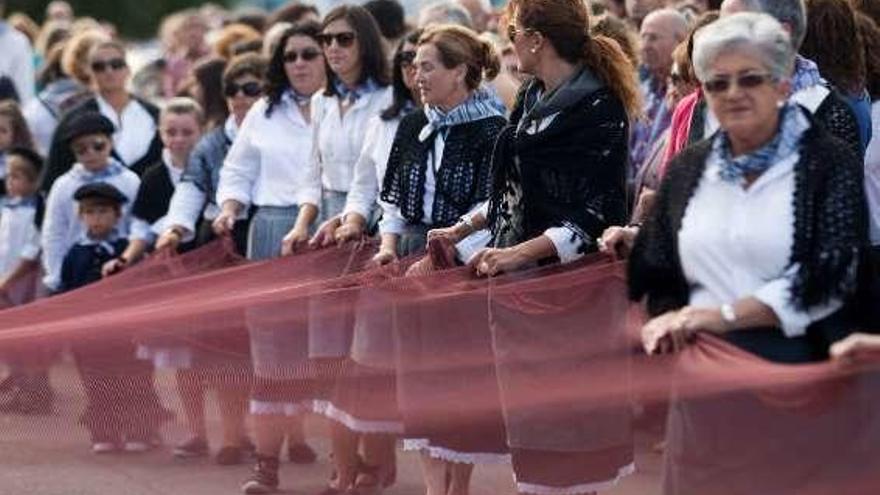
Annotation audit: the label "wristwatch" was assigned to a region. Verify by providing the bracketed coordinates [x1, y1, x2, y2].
[720, 303, 737, 327]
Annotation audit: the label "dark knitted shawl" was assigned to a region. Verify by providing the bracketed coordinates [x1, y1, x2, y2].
[132, 161, 175, 225]
[380, 110, 505, 228]
[629, 110, 868, 318]
[488, 78, 629, 255]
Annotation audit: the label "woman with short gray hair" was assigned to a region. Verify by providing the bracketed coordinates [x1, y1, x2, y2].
[628, 12, 868, 492]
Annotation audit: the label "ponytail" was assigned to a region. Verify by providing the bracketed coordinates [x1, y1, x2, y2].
[480, 36, 501, 82]
[584, 34, 642, 120]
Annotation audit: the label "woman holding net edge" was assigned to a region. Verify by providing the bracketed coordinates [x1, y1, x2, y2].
[412, 0, 640, 492]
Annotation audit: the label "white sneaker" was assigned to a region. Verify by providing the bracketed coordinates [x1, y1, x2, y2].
[123, 440, 152, 453]
[92, 442, 118, 454]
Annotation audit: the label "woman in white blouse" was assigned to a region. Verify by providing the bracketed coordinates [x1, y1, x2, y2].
[43, 40, 163, 189]
[210, 23, 327, 495]
[304, 4, 392, 231]
[628, 13, 868, 494]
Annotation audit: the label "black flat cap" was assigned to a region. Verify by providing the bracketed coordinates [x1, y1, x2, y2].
[62, 112, 116, 144]
[73, 182, 128, 205]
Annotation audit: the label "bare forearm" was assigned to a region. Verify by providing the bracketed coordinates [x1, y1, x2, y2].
[294, 203, 318, 232]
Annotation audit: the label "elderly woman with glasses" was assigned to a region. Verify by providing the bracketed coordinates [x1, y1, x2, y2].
[629, 11, 867, 362]
[627, 12, 868, 491]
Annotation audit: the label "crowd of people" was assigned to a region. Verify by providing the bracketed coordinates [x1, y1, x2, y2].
[1, 0, 880, 494]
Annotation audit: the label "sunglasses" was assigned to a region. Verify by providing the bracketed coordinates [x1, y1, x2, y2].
[317, 32, 356, 48]
[703, 73, 774, 94]
[396, 50, 416, 68]
[91, 58, 127, 73]
[224, 81, 263, 98]
[283, 48, 321, 64]
[72, 139, 109, 156]
[506, 25, 533, 44]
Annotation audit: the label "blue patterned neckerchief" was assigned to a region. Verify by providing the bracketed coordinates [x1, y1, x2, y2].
[283, 88, 313, 107]
[1, 195, 39, 209]
[333, 77, 380, 105]
[72, 160, 124, 183]
[419, 86, 507, 142]
[791, 55, 827, 93]
[713, 103, 809, 184]
[76, 229, 122, 255]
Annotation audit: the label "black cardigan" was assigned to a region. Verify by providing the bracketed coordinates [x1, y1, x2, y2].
[380, 110, 506, 228]
[488, 85, 629, 255]
[629, 110, 868, 326]
[41, 95, 163, 192]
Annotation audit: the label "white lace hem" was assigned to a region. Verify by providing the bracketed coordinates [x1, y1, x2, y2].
[249, 399, 312, 416]
[516, 462, 636, 495]
[311, 400, 404, 434]
[403, 438, 511, 465]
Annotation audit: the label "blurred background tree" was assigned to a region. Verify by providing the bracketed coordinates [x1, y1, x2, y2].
[6, 0, 233, 39]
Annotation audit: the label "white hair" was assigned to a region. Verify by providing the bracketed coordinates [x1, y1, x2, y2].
[693, 12, 794, 83]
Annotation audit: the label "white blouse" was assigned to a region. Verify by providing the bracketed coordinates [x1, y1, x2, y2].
[96, 95, 157, 168]
[311, 87, 393, 193]
[864, 100, 880, 245]
[0, 199, 41, 277]
[678, 145, 842, 338]
[343, 115, 401, 221]
[216, 94, 321, 209]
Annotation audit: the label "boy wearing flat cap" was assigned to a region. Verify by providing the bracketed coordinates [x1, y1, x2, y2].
[64, 181, 170, 455]
[40, 112, 144, 292]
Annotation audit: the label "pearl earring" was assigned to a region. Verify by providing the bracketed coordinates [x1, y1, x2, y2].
[530, 47, 538, 54]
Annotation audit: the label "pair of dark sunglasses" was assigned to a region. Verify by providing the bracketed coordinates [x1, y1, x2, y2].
[91, 58, 127, 73]
[317, 31, 356, 48]
[506, 25, 534, 44]
[72, 139, 109, 156]
[224, 81, 263, 98]
[283, 48, 321, 64]
[703, 73, 774, 94]
[396, 50, 416, 68]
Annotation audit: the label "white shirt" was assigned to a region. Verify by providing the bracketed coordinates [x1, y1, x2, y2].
[864, 100, 880, 245]
[678, 146, 842, 338]
[0, 23, 34, 103]
[23, 98, 55, 155]
[41, 161, 141, 290]
[96, 95, 157, 167]
[311, 87, 393, 193]
[217, 95, 321, 209]
[0, 198, 40, 277]
[343, 115, 400, 221]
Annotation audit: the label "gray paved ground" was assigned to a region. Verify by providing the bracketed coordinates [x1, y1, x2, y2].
[0, 362, 662, 495]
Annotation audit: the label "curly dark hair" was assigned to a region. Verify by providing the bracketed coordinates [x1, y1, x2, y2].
[381, 29, 422, 121]
[321, 5, 391, 96]
[265, 20, 324, 117]
[801, 0, 866, 95]
[856, 12, 880, 101]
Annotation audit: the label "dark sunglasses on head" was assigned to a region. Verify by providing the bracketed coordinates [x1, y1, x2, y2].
[283, 48, 322, 64]
[72, 139, 109, 155]
[506, 25, 533, 44]
[703, 73, 774, 94]
[224, 81, 263, 98]
[396, 50, 416, 68]
[317, 31, 356, 48]
[91, 58, 127, 73]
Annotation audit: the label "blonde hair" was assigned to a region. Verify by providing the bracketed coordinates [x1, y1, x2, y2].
[419, 24, 501, 90]
[213, 23, 263, 60]
[62, 30, 110, 84]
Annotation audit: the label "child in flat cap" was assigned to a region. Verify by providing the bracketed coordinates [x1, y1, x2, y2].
[40, 112, 145, 293]
[63, 182, 170, 454]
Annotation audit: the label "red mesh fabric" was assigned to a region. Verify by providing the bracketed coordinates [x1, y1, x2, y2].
[0, 240, 879, 493]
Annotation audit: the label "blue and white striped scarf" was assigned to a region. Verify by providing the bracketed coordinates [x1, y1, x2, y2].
[419, 86, 507, 142]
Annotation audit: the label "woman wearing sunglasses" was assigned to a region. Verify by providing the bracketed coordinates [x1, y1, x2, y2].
[43, 40, 163, 190]
[628, 13, 867, 493]
[304, 28, 424, 495]
[211, 22, 326, 495]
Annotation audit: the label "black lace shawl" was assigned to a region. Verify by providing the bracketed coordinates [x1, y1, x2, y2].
[488, 86, 629, 256]
[628, 110, 868, 318]
[380, 110, 506, 228]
